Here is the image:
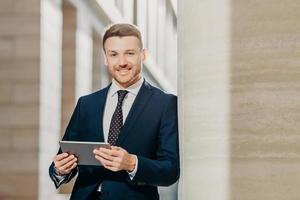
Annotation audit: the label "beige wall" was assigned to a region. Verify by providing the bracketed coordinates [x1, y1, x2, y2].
[230, 0, 300, 199]
[0, 0, 40, 199]
[179, 0, 300, 199]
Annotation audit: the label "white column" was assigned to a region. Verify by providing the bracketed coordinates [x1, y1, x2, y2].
[136, 0, 148, 48]
[147, 0, 158, 62]
[39, 0, 69, 199]
[75, 9, 93, 98]
[178, 0, 231, 199]
[123, 0, 134, 23]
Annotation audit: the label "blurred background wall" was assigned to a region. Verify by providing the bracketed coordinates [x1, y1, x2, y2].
[0, 0, 177, 199]
[179, 0, 300, 199]
[2, 0, 300, 200]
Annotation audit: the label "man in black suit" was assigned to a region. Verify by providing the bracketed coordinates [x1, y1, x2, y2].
[49, 23, 179, 200]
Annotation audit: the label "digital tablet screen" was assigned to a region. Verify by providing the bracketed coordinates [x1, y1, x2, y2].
[59, 141, 110, 166]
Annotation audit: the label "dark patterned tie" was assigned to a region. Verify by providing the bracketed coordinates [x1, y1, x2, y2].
[107, 90, 128, 145]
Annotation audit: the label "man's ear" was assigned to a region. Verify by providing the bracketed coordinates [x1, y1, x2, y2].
[141, 48, 147, 62]
[103, 50, 108, 66]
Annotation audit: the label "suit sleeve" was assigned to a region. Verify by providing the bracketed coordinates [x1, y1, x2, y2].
[48, 97, 82, 188]
[130, 96, 180, 186]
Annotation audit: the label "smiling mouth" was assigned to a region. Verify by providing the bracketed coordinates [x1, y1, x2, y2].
[118, 69, 130, 75]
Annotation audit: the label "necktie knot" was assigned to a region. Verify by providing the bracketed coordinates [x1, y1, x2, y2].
[117, 90, 128, 105]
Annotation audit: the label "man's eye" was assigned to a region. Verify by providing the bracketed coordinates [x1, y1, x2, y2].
[109, 54, 117, 57]
[127, 52, 135, 56]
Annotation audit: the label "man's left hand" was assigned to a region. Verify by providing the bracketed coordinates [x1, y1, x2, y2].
[93, 146, 136, 172]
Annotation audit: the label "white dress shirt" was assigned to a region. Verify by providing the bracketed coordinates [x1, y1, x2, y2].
[103, 77, 144, 143]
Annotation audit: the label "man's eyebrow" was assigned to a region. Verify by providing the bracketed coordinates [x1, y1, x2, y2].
[107, 49, 137, 53]
[107, 50, 118, 53]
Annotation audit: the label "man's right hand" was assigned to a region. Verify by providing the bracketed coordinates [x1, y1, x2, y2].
[53, 153, 77, 176]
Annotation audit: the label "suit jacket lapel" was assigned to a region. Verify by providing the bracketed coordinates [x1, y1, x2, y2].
[94, 84, 111, 142]
[116, 81, 153, 145]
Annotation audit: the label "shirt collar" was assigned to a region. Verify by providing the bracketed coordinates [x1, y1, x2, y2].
[109, 77, 144, 97]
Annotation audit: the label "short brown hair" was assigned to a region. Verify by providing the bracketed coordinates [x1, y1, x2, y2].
[102, 23, 143, 51]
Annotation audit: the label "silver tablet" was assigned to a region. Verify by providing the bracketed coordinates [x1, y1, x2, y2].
[59, 141, 111, 166]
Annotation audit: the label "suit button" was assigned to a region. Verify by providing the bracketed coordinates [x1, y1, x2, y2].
[138, 182, 146, 185]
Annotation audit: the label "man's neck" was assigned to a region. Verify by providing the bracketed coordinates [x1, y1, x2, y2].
[114, 76, 142, 89]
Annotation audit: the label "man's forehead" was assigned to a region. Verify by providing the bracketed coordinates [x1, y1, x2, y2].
[104, 36, 142, 50]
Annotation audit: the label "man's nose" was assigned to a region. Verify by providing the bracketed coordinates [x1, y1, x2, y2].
[118, 55, 127, 67]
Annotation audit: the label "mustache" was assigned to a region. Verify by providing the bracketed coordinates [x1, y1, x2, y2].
[116, 65, 131, 69]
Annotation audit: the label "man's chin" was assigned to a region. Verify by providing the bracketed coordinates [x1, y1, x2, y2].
[114, 78, 131, 88]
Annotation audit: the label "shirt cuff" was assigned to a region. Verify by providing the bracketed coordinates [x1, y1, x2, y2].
[127, 155, 138, 180]
[53, 167, 69, 185]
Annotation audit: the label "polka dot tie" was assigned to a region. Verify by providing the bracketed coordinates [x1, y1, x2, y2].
[107, 90, 128, 146]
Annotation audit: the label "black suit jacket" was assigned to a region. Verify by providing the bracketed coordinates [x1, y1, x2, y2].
[49, 80, 180, 200]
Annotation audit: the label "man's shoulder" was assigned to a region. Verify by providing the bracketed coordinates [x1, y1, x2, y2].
[79, 85, 110, 102]
[146, 81, 177, 100]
